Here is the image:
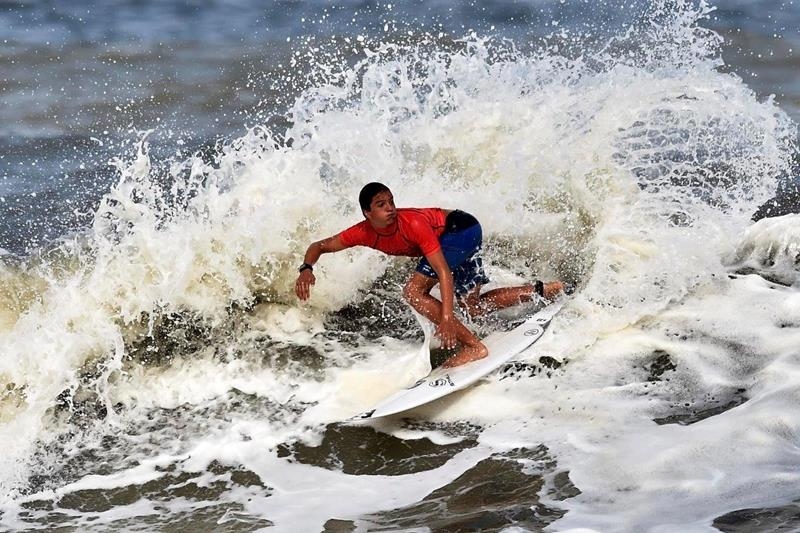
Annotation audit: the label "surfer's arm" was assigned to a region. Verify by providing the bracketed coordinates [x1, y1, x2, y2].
[425, 248, 459, 347]
[295, 235, 349, 300]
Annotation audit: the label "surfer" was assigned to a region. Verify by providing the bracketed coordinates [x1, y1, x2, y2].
[294, 182, 567, 368]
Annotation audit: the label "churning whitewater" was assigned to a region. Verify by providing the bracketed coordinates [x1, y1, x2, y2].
[1, 0, 799, 531]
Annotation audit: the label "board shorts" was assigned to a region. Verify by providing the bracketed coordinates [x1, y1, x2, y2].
[416, 210, 491, 296]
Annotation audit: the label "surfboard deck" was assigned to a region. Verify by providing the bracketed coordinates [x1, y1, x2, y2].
[354, 300, 564, 420]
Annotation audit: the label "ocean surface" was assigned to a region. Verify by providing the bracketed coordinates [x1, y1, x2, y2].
[1, 0, 799, 531]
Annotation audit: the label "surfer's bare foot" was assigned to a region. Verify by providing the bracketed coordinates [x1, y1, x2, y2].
[441, 344, 488, 368]
[543, 281, 564, 300]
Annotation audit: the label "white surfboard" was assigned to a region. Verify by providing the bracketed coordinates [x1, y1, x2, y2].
[355, 300, 564, 420]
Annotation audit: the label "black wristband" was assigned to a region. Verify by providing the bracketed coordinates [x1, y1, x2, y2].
[534, 280, 544, 297]
[299, 263, 314, 273]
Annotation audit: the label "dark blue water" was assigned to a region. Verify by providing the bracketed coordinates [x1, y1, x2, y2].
[1, 0, 798, 253]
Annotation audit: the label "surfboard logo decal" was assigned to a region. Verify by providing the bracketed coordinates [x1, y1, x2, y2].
[429, 375, 455, 388]
[523, 327, 541, 337]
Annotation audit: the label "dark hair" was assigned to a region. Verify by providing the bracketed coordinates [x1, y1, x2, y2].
[358, 182, 390, 212]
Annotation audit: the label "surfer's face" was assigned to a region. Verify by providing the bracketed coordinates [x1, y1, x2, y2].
[364, 190, 396, 228]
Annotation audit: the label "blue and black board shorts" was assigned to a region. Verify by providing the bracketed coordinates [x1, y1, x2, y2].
[416, 210, 491, 296]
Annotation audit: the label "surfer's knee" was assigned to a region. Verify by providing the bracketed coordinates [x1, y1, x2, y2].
[441, 342, 488, 368]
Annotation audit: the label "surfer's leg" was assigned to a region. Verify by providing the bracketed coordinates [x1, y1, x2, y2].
[462, 281, 567, 318]
[403, 273, 488, 365]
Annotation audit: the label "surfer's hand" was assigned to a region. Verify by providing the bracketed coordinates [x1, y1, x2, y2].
[435, 315, 458, 349]
[295, 270, 316, 300]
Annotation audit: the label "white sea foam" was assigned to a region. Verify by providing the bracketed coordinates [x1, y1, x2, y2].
[726, 213, 800, 285]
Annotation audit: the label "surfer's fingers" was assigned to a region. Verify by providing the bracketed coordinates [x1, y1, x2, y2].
[435, 325, 457, 348]
[295, 280, 312, 299]
[440, 332, 455, 347]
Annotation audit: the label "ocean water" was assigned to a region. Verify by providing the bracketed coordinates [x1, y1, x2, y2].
[1, 0, 799, 531]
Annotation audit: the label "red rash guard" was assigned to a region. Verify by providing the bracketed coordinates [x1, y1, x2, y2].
[338, 208, 447, 257]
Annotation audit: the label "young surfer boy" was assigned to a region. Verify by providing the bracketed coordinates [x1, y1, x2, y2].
[294, 182, 567, 368]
